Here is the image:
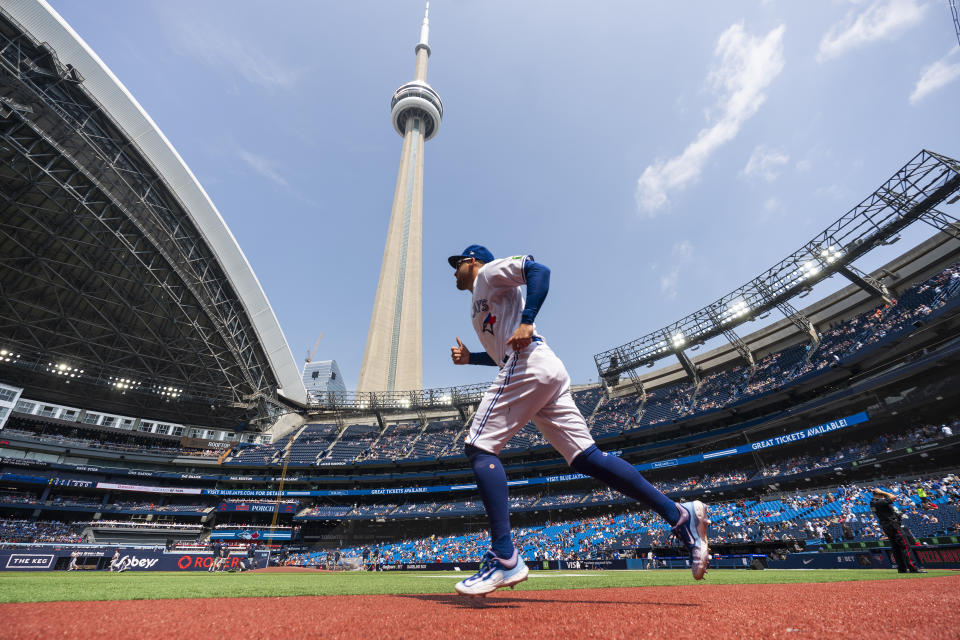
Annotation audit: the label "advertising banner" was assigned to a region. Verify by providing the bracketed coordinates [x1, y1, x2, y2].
[209, 529, 293, 541]
[912, 544, 960, 569]
[217, 502, 296, 514]
[96, 482, 202, 495]
[766, 551, 891, 569]
[180, 437, 231, 451]
[0, 548, 270, 571]
[3, 552, 56, 570]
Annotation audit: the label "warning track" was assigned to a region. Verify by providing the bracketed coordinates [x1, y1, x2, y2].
[2, 575, 957, 639]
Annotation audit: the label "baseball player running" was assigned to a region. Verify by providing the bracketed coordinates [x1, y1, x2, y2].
[447, 245, 708, 596]
[109, 548, 124, 573]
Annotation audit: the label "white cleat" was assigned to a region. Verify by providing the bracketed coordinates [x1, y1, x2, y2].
[672, 500, 710, 580]
[455, 549, 529, 596]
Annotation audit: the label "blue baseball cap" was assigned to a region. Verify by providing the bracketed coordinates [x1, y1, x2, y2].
[448, 244, 494, 268]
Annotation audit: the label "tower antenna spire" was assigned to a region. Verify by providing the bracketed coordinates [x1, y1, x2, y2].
[418, 1, 431, 54]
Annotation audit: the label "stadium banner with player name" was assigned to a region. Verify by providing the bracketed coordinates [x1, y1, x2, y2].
[217, 502, 297, 514]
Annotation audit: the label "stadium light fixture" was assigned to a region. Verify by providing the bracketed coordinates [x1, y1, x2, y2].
[671, 332, 685, 348]
[720, 299, 750, 323]
[46, 362, 82, 381]
[796, 260, 820, 280]
[0, 349, 20, 363]
[109, 376, 140, 391]
[156, 385, 182, 398]
[820, 245, 843, 264]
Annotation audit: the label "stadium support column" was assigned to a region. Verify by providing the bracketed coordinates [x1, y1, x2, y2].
[675, 350, 700, 385]
[756, 281, 820, 359]
[707, 309, 755, 369]
[838, 265, 893, 304]
[357, 3, 442, 393]
[665, 330, 700, 385]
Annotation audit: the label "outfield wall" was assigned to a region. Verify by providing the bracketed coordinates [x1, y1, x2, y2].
[767, 545, 960, 570]
[0, 547, 269, 571]
[3, 546, 957, 572]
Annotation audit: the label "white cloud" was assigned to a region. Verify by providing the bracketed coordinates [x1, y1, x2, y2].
[636, 23, 785, 215]
[817, 0, 927, 62]
[910, 46, 960, 104]
[239, 149, 289, 188]
[672, 240, 693, 261]
[166, 18, 303, 90]
[659, 241, 695, 300]
[758, 196, 784, 222]
[743, 146, 790, 182]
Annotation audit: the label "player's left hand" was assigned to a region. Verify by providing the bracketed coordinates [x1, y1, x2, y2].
[506, 323, 535, 351]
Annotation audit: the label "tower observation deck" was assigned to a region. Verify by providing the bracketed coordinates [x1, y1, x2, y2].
[357, 3, 443, 392]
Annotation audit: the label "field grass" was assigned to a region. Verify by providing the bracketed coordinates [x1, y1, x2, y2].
[0, 569, 955, 603]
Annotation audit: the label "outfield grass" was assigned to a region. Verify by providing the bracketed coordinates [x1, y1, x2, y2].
[0, 569, 955, 603]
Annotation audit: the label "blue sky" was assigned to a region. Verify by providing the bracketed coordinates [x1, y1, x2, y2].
[48, 0, 960, 391]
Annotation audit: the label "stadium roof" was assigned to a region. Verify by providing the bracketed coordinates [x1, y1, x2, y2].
[0, 1, 307, 424]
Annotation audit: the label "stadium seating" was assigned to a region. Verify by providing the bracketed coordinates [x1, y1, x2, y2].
[320, 424, 379, 463]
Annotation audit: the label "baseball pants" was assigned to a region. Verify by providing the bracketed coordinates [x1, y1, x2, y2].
[467, 341, 594, 463]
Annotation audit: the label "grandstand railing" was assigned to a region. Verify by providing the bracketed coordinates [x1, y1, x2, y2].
[307, 382, 489, 411]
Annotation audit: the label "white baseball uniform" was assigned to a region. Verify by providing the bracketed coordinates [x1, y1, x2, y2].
[465, 255, 594, 463]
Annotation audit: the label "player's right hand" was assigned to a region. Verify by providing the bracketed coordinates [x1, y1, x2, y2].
[451, 337, 469, 365]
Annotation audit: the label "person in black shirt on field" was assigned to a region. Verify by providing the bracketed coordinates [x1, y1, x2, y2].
[870, 488, 924, 573]
[208, 541, 219, 573]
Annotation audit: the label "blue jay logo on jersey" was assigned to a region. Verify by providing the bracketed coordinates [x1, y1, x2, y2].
[482, 312, 497, 334]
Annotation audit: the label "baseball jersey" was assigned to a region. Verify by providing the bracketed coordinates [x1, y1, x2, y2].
[870, 496, 902, 528]
[471, 255, 541, 366]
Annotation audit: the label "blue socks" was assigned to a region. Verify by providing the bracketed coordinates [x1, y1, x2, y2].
[571, 445, 681, 525]
[465, 444, 515, 558]
[465, 443, 680, 560]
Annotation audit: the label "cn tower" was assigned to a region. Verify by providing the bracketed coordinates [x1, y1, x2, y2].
[356, 2, 443, 392]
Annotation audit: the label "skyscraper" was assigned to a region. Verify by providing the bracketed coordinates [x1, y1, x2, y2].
[356, 3, 442, 392]
[301, 360, 346, 400]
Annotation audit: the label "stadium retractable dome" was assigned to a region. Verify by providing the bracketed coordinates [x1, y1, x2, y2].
[0, 1, 307, 427]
